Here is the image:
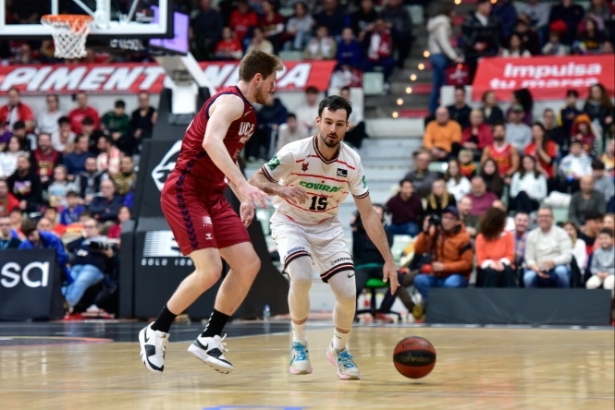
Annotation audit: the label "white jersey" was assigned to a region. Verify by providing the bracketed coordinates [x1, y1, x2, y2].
[261, 136, 369, 225]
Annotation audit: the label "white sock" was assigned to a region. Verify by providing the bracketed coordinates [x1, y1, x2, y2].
[292, 322, 307, 344]
[333, 329, 349, 352]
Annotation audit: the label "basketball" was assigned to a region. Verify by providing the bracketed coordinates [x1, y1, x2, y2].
[393, 337, 436, 379]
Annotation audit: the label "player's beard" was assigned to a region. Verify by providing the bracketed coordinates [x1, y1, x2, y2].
[319, 131, 341, 149]
[255, 84, 269, 104]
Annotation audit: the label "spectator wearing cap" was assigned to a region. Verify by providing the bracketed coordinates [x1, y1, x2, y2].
[559, 89, 582, 136]
[413, 205, 473, 305]
[542, 29, 569, 55]
[423, 107, 462, 161]
[569, 175, 607, 227]
[466, 176, 498, 217]
[0, 87, 34, 133]
[68, 91, 100, 136]
[475, 207, 517, 288]
[523, 206, 573, 288]
[462, 0, 502, 82]
[559, 138, 592, 193]
[505, 104, 532, 153]
[549, 0, 585, 46]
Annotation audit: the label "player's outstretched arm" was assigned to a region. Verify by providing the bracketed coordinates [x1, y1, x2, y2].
[203, 95, 268, 208]
[248, 170, 309, 204]
[354, 195, 399, 294]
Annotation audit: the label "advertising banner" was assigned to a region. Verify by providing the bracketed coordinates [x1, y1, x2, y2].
[0, 249, 61, 321]
[472, 55, 614, 101]
[0, 61, 337, 95]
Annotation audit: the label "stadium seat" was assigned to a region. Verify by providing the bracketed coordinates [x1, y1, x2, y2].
[428, 161, 448, 173]
[277, 51, 303, 61]
[362, 72, 384, 96]
[406, 5, 424, 25]
[355, 276, 402, 321]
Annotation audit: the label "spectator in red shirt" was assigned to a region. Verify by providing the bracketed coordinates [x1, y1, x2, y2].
[68, 91, 100, 136]
[0, 180, 19, 216]
[259, 0, 285, 53]
[215, 27, 244, 60]
[462, 109, 494, 161]
[524, 122, 557, 179]
[229, 0, 258, 44]
[32, 133, 63, 187]
[466, 176, 499, 217]
[0, 87, 34, 133]
[362, 18, 396, 82]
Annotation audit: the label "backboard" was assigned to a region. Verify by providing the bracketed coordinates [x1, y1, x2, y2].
[0, 0, 173, 40]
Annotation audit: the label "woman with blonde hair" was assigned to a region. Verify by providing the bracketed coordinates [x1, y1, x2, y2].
[562, 220, 588, 270]
[425, 179, 456, 217]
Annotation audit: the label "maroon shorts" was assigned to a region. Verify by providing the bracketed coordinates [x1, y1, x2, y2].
[160, 172, 251, 256]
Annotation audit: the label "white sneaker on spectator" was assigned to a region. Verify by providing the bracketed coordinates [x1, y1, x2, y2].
[139, 323, 169, 373]
[187, 333, 234, 374]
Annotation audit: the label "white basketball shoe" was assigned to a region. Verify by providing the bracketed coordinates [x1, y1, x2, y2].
[139, 323, 169, 373]
[289, 341, 312, 375]
[187, 333, 234, 374]
[326, 341, 361, 380]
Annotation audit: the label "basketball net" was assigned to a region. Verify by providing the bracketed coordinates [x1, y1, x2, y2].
[41, 15, 94, 59]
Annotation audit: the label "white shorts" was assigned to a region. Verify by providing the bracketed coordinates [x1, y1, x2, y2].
[270, 212, 353, 282]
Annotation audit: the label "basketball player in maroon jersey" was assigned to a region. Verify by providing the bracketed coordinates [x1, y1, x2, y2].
[139, 50, 283, 374]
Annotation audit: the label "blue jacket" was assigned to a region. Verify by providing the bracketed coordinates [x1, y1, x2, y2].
[493, 1, 517, 39]
[88, 194, 124, 223]
[19, 231, 71, 282]
[63, 151, 92, 175]
[60, 205, 85, 225]
[336, 40, 363, 69]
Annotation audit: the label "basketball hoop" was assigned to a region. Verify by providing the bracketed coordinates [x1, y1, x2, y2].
[41, 14, 94, 59]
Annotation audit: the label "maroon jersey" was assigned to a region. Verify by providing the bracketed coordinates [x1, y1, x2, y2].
[171, 85, 256, 196]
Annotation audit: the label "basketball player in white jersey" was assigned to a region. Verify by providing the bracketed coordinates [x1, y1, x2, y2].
[248, 95, 399, 380]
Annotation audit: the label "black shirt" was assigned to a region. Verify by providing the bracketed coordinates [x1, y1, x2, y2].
[447, 104, 472, 129]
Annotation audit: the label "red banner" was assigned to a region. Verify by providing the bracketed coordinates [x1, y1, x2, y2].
[0, 61, 337, 95]
[472, 55, 615, 101]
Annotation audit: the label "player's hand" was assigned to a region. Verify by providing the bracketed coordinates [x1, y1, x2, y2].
[279, 186, 309, 204]
[382, 261, 399, 295]
[240, 200, 255, 227]
[237, 181, 269, 208]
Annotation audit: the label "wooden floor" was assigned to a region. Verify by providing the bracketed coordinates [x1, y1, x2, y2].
[1, 326, 614, 410]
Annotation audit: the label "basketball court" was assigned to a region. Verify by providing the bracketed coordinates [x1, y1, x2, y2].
[1, 321, 613, 409]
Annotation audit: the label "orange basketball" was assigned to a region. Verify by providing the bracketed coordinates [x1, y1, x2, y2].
[393, 336, 436, 379]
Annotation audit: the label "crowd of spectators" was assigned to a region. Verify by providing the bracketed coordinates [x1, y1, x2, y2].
[427, 0, 615, 115]
[372, 81, 614, 322]
[0, 87, 151, 318]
